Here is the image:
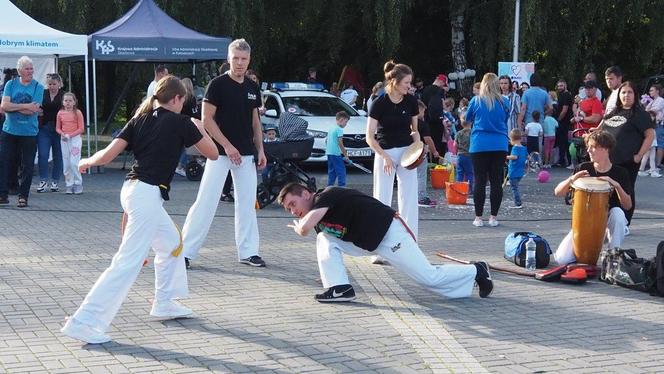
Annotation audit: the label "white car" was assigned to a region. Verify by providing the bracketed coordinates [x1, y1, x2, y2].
[261, 83, 373, 163]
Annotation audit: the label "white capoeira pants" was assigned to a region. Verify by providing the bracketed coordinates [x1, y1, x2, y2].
[182, 155, 259, 260]
[373, 146, 419, 239]
[70, 180, 187, 333]
[554, 207, 628, 265]
[317, 219, 477, 298]
[61, 135, 82, 187]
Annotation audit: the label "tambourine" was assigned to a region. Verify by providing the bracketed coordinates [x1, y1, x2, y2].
[400, 141, 425, 170]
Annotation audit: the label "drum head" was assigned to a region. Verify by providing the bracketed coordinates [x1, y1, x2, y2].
[400, 141, 425, 169]
[571, 177, 612, 192]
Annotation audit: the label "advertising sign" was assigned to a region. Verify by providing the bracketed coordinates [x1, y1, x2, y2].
[498, 62, 535, 85]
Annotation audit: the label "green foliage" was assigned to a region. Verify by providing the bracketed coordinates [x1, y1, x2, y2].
[8, 0, 664, 122]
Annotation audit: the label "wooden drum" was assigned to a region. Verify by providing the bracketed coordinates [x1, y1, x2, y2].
[400, 141, 425, 170]
[570, 177, 613, 264]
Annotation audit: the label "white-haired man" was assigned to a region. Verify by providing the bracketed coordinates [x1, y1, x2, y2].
[182, 39, 268, 268]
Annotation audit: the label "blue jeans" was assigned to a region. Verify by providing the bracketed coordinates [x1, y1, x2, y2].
[0, 132, 37, 199]
[509, 176, 522, 206]
[37, 123, 62, 182]
[455, 153, 474, 192]
[327, 155, 346, 186]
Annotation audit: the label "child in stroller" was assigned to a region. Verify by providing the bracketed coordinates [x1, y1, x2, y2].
[257, 112, 317, 208]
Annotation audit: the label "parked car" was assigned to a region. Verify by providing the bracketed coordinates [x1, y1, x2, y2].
[260, 82, 373, 163]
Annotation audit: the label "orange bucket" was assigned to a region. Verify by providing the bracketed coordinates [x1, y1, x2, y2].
[431, 167, 450, 189]
[445, 181, 469, 205]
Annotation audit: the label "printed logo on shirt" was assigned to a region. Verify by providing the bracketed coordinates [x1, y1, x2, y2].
[603, 115, 627, 128]
[317, 221, 347, 239]
[391, 243, 401, 253]
[247, 92, 257, 101]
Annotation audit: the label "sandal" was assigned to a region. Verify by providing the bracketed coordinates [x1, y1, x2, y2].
[17, 197, 28, 208]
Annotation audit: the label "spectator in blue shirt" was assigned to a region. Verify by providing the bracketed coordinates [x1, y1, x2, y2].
[465, 73, 509, 227]
[0, 56, 44, 207]
[517, 73, 552, 128]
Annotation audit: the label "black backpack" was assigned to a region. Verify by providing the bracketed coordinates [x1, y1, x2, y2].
[647, 241, 664, 297]
[601, 248, 658, 293]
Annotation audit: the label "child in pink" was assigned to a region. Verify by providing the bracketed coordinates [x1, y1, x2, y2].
[56, 93, 85, 194]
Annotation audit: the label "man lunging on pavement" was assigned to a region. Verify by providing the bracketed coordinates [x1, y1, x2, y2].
[278, 183, 493, 302]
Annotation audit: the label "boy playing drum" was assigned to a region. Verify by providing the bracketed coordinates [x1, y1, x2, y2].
[553, 131, 632, 265]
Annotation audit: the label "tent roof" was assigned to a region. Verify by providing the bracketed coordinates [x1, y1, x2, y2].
[0, 0, 88, 56]
[90, 0, 231, 61]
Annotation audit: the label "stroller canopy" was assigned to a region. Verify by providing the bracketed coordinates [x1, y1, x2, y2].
[278, 112, 311, 141]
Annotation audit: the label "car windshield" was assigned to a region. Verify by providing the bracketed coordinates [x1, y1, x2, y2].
[282, 96, 359, 117]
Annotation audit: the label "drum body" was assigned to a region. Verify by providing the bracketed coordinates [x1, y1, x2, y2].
[571, 178, 613, 264]
[400, 141, 425, 170]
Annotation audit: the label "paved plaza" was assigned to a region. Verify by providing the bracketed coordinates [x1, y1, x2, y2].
[1, 164, 663, 373]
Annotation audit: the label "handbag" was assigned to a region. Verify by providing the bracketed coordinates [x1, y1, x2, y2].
[600, 248, 655, 292]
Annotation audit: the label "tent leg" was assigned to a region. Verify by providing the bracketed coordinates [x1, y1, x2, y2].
[84, 55, 91, 163]
[92, 59, 97, 160]
[68, 63, 72, 92]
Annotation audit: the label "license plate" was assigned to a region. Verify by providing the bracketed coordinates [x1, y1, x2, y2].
[347, 149, 373, 157]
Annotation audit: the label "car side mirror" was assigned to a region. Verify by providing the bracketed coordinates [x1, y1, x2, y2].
[356, 109, 367, 116]
[264, 109, 278, 117]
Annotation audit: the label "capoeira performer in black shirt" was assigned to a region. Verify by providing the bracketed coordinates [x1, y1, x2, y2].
[278, 183, 493, 302]
[61, 76, 218, 344]
[181, 39, 268, 268]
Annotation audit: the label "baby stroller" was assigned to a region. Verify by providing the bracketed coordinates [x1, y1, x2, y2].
[256, 112, 317, 208]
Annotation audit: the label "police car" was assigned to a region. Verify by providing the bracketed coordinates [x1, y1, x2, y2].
[261, 82, 373, 163]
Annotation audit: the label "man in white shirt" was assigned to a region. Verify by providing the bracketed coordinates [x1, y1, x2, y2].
[604, 66, 623, 114]
[146, 65, 168, 99]
[340, 85, 359, 107]
[577, 72, 603, 101]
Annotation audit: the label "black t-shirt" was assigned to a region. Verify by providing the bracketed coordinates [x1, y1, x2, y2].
[557, 90, 573, 128]
[312, 187, 395, 251]
[574, 162, 631, 211]
[181, 96, 200, 120]
[600, 109, 655, 164]
[204, 74, 261, 155]
[118, 108, 202, 199]
[369, 94, 418, 149]
[417, 118, 430, 141]
[423, 86, 444, 126]
[41, 89, 64, 125]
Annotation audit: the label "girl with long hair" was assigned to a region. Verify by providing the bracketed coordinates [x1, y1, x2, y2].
[61, 75, 218, 344]
[56, 92, 85, 194]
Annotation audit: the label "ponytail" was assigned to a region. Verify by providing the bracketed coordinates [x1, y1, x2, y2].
[133, 75, 186, 119]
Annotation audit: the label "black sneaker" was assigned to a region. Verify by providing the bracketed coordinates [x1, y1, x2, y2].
[220, 194, 235, 203]
[474, 261, 493, 298]
[239, 255, 266, 267]
[315, 284, 356, 303]
[184, 257, 191, 269]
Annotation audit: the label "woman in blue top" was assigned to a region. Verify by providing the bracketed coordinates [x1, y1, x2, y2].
[465, 73, 509, 227]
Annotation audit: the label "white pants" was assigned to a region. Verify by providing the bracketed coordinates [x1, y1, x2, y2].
[554, 207, 627, 265]
[373, 146, 419, 238]
[317, 219, 477, 298]
[416, 145, 429, 200]
[639, 146, 657, 172]
[61, 135, 82, 187]
[182, 155, 259, 260]
[70, 180, 187, 333]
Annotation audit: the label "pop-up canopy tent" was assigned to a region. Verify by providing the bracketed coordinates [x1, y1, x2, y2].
[0, 0, 91, 153]
[88, 0, 232, 149]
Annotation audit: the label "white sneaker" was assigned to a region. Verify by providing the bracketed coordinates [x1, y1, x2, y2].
[61, 318, 111, 344]
[175, 167, 187, 177]
[150, 300, 194, 319]
[566, 164, 575, 170]
[473, 218, 484, 227]
[73, 185, 83, 195]
[37, 180, 48, 193]
[371, 255, 388, 265]
[638, 171, 650, 177]
[650, 170, 662, 178]
[488, 217, 499, 227]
